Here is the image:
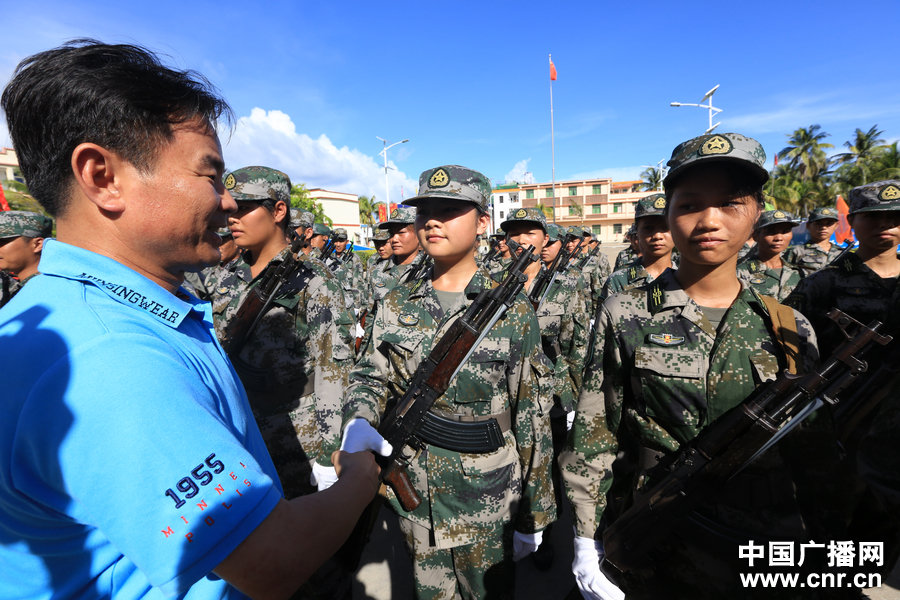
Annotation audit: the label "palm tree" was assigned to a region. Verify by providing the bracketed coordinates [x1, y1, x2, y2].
[639, 167, 663, 191]
[778, 125, 834, 183]
[871, 142, 900, 181]
[833, 125, 886, 185]
[358, 195, 378, 227]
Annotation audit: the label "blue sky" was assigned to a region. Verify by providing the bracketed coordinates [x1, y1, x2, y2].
[2, 0, 899, 203]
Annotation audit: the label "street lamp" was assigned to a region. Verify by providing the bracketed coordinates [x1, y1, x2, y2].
[376, 136, 409, 208]
[641, 159, 668, 191]
[670, 84, 722, 133]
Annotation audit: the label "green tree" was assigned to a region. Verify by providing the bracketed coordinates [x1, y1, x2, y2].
[536, 202, 554, 222]
[639, 167, 663, 191]
[871, 142, 900, 181]
[834, 125, 886, 186]
[778, 125, 834, 183]
[358, 195, 378, 227]
[290, 183, 331, 226]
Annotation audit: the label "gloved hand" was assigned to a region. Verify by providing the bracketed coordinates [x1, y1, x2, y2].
[340, 418, 393, 456]
[572, 536, 625, 600]
[512, 530, 544, 562]
[310, 462, 338, 491]
[566, 410, 576, 431]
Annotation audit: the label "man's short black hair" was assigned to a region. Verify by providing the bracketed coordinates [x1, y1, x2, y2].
[2, 39, 233, 216]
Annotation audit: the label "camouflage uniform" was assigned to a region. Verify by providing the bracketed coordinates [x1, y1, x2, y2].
[0, 210, 53, 305]
[613, 225, 637, 271]
[567, 227, 611, 318]
[366, 207, 430, 309]
[0, 271, 20, 308]
[344, 166, 556, 599]
[182, 228, 235, 302]
[782, 207, 845, 277]
[325, 227, 366, 313]
[736, 210, 803, 302]
[213, 167, 356, 499]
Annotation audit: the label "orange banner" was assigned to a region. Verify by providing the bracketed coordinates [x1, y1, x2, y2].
[834, 195, 854, 245]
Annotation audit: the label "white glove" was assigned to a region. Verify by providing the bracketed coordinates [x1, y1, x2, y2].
[512, 530, 544, 562]
[340, 418, 393, 456]
[310, 462, 338, 491]
[572, 536, 625, 600]
[566, 410, 576, 431]
[355, 322, 365, 339]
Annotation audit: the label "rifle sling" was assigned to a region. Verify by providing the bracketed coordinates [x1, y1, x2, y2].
[759, 295, 801, 374]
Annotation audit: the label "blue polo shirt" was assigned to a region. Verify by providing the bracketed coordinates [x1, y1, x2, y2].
[0, 240, 282, 599]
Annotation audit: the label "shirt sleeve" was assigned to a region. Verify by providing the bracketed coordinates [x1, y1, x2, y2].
[12, 332, 282, 595]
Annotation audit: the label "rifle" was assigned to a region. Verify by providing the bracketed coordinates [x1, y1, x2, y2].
[318, 236, 335, 263]
[221, 238, 312, 357]
[561, 236, 585, 272]
[601, 309, 892, 576]
[483, 237, 501, 264]
[528, 232, 580, 311]
[575, 241, 601, 271]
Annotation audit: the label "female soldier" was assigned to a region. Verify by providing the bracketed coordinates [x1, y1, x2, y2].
[561, 134, 832, 599]
[736, 209, 803, 301]
[342, 165, 555, 599]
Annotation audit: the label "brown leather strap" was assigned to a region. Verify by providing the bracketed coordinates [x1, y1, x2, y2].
[759, 295, 801, 374]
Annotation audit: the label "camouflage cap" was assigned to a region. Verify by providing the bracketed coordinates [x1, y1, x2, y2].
[501, 207, 547, 233]
[0, 211, 53, 239]
[377, 206, 417, 228]
[312, 223, 332, 236]
[490, 227, 506, 238]
[224, 166, 291, 204]
[807, 206, 839, 223]
[370, 228, 391, 242]
[626, 224, 636, 236]
[848, 180, 900, 215]
[755, 209, 799, 231]
[545, 222, 566, 242]
[565, 225, 585, 237]
[663, 132, 768, 190]
[635, 193, 668, 220]
[404, 165, 491, 213]
[333, 227, 348, 240]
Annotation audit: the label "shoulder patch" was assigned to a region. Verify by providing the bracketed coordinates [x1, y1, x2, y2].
[648, 282, 665, 313]
[647, 333, 685, 347]
[398, 313, 419, 326]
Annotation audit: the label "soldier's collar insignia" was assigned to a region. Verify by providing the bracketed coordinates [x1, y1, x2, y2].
[647, 333, 685, 347]
[391, 208, 400, 218]
[399, 314, 419, 326]
[648, 282, 665, 313]
[653, 196, 666, 209]
[515, 208, 528, 219]
[699, 135, 733, 156]
[629, 266, 637, 279]
[750, 275, 766, 284]
[429, 168, 450, 188]
[224, 173, 236, 190]
[878, 184, 900, 201]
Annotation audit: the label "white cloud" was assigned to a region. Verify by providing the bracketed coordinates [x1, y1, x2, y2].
[504, 159, 536, 184]
[221, 107, 418, 204]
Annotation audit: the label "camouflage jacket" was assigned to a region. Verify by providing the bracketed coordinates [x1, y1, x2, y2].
[210, 247, 355, 497]
[785, 252, 900, 357]
[326, 250, 366, 312]
[486, 255, 511, 279]
[782, 241, 846, 278]
[366, 251, 430, 308]
[613, 247, 637, 271]
[531, 268, 590, 412]
[344, 267, 556, 548]
[601, 261, 671, 303]
[570, 253, 610, 318]
[736, 254, 802, 302]
[560, 269, 819, 539]
[0, 271, 21, 309]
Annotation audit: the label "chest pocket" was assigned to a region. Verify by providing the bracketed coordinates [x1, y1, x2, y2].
[632, 344, 706, 434]
[455, 336, 511, 405]
[379, 326, 428, 386]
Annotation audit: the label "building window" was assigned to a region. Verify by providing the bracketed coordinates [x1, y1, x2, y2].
[569, 186, 578, 196]
[592, 225, 602, 236]
[568, 205, 577, 216]
[510, 193, 518, 202]
[613, 203, 622, 213]
[498, 195, 504, 204]
[526, 190, 534, 199]
[592, 205, 603, 214]
[499, 211, 504, 219]
[545, 188, 554, 198]
[613, 223, 623, 234]
[592, 184, 603, 194]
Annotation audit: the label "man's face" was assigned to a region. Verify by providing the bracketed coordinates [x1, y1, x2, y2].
[334, 239, 349, 252]
[505, 222, 548, 255]
[754, 222, 794, 258]
[0, 236, 41, 274]
[120, 119, 234, 275]
[389, 223, 419, 258]
[636, 216, 674, 260]
[807, 219, 838, 244]
[565, 236, 580, 254]
[541, 239, 562, 265]
[310, 234, 328, 249]
[496, 237, 509, 255]
[849, 211, 900, 254]
[374, 239, 393, 259]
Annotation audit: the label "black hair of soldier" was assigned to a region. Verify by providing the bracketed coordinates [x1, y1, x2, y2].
[663, 162, 766, 214]
[1, 39, 233, 217]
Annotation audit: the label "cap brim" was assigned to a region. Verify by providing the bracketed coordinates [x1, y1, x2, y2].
[404, 193, 485, 211]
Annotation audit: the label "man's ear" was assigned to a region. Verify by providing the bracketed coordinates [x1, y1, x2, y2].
[476, 211, 490, 235]
[30, 237, 44, 255]
[70, 143, 127, 214]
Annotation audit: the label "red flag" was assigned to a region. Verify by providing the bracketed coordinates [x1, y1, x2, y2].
[773, 153, 778, 167]
[0, 182, 9, 212]
[549, 57, 557, 81]
[377, 203, 387, 222]
[834, 195, 854, 245]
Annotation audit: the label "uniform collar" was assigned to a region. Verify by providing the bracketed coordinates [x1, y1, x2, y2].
[647, 268, 764, 317]
[37, 239, 202, 329]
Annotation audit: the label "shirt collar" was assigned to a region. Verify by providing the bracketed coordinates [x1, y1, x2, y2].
[38, 239, 202, 329]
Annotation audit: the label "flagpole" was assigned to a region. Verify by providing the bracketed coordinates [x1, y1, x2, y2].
[549, 53, 557, 223]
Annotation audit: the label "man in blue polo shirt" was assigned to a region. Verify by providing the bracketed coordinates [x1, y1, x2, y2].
[0, 40, 381, 599]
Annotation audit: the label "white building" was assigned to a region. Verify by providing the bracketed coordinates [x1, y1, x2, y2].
[308, 188, 363, 244]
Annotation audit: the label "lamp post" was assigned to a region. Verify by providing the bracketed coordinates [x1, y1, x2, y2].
[641, 159, 668, 191]
[376, 136, 409, 209]
[670, 84, 722, 134]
